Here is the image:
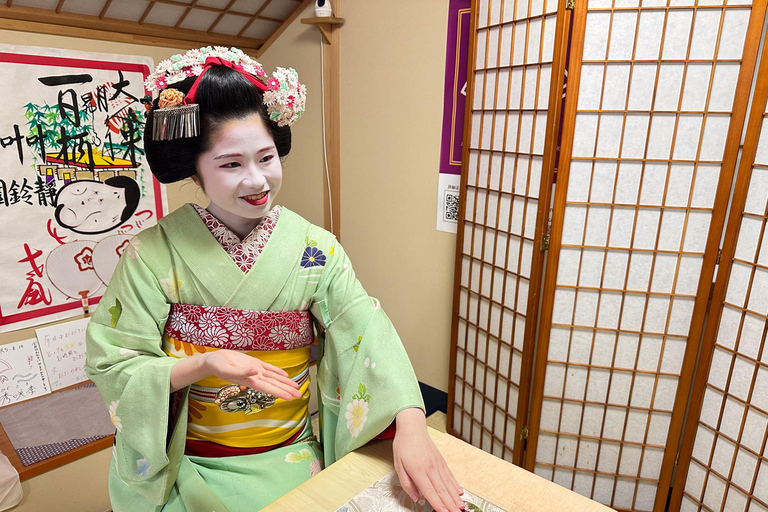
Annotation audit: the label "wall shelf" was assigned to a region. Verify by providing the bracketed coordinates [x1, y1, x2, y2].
[301, 16, 345, 44]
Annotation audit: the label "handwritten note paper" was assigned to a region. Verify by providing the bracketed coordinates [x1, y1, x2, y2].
[0, 338, 51, 408]
[36, 317, 90, 391]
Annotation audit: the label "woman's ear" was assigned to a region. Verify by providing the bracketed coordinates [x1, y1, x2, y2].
[191, 174, 201, 187]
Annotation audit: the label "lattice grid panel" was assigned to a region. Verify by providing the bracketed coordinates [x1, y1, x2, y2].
[680, 110, 768, 512]
[451, 0, 557, 462]
[532, 1, 754, 510]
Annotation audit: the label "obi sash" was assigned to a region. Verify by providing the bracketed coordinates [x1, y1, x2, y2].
[162, 303, 314, 457]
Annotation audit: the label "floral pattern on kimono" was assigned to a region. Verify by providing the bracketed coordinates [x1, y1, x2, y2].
[192, 203, 282, 272]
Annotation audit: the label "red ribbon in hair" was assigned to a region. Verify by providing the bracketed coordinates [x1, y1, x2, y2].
[183, 56, 268, 105]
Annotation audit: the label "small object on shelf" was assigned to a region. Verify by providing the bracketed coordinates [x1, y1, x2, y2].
[301, 16, 345, 44]
[315, 0, 332, 17]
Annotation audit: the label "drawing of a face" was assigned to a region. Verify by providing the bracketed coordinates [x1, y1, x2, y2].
[54, 177, 140, 235]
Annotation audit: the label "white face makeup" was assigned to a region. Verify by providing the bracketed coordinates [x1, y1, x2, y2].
[55, 180, 132, 234]
[195, 114, 282, 239]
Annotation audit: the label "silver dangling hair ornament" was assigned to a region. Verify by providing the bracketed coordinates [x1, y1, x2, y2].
[151, 103, 200, 141]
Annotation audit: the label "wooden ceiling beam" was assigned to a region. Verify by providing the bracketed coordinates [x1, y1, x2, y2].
[256, 0, 312, 58]
[0, 4, 265, 49]
[237, 0, 275, 37]
[255, 14, 282, 23]
[0, 17, 220, 53]
[139, 1, 156, 24]
[255, 0, 275, 17]
[174, 0, 198, 29]
[236, 16, 257, 38]
[151, 0, 281, 22]
[99, 0, 113, 20]
[207, 0, 237, 34]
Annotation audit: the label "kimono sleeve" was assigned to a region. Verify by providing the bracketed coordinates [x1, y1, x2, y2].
[310, 239, 424, 465]
[85, 239, 188, 506]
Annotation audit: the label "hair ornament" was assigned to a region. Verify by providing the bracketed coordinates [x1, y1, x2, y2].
[151, 103, 199, 141]
[145, 46, 306, 140]
[264, 67, 306, 127]
[158, 88, 184, 108]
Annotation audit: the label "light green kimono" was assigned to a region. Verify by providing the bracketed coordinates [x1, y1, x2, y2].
[85, 204, 424, 512]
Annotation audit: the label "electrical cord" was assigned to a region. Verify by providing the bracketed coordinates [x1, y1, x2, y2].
[320, 32, 334, 235]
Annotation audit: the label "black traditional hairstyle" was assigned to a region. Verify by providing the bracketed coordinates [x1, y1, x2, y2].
[144, 65, 292, 184]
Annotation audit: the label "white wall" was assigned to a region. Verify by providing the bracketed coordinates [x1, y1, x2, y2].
[336, 1, 456, 391]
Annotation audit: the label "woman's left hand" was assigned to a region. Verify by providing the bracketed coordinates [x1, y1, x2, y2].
[392, 408, 466, 512]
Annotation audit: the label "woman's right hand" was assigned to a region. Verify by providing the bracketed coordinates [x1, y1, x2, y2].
[204, 349, 302, 400]
[170, 349, 301, 401]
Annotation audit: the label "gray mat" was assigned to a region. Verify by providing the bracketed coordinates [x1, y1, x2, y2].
[0, 383, 114, 450]
[16, 434, 111, 466]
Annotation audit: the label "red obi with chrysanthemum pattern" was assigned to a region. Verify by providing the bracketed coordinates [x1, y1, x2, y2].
[163, 303, 313, 350]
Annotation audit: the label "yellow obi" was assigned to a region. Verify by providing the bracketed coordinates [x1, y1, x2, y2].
[161, 304, 316, 455]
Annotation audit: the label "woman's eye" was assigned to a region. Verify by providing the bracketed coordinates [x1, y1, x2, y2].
[220, 162, 240, 168]
[260, 154, 274, 163]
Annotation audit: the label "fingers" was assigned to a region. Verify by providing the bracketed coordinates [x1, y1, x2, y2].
[428, 466, 464, 512]
[405, 458, 464, 512]
[250, 379, 297, 401]
[272, 378, 303, 399]
[394, 457, 419, 502]
[247, 365, 300, 390]
[437, 460, 465, 508]
[244, 373, 302, 401]
[266, 369, 300, 389]
[267, 372, 303, 399]
[410, 471, 450, 512]
[257, 367, 300, 389]
[261, 361, 289, 377]
[447, 467, 464, 496]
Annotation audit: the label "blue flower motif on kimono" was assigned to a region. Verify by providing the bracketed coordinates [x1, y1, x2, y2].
[301, 246, 326, 268]
[135, 458, 150, 478]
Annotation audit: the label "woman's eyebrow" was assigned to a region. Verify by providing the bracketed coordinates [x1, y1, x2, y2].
[213, 153, 243, 160]
[213, 146, 275, 160]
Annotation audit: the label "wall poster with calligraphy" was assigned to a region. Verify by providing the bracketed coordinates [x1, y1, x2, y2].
[0, 45, 166, 333]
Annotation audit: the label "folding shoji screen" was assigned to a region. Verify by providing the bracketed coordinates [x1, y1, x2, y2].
[447, 0, 568, 464]
[526, 0, 764, 510]
[449, 0, 767, 510]
[668, 35, 768, 512]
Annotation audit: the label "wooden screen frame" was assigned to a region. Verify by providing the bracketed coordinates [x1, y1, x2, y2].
[668, 6, 768, 508]
[522, 0, 767, 510]
[446, 0, 572, 466]
[656, 2, 768, 508]
[522, 0, 588, 472]
[446, 0, 479, 451]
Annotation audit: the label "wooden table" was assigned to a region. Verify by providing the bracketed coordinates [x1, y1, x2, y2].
[262, 428, 613, 511]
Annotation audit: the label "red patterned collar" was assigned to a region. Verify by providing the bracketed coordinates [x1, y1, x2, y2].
[192, 203, 282, 273]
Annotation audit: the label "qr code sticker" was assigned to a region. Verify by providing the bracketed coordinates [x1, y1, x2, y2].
[444, 191, 459, 222]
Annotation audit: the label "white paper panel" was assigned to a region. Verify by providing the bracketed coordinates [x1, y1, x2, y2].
[453, 1, 558, 463]
[683, 114, 768, 510]
[535, 1, 756, 509]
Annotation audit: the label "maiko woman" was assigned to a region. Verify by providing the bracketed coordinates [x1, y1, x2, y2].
[86, 47, 466, 512]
